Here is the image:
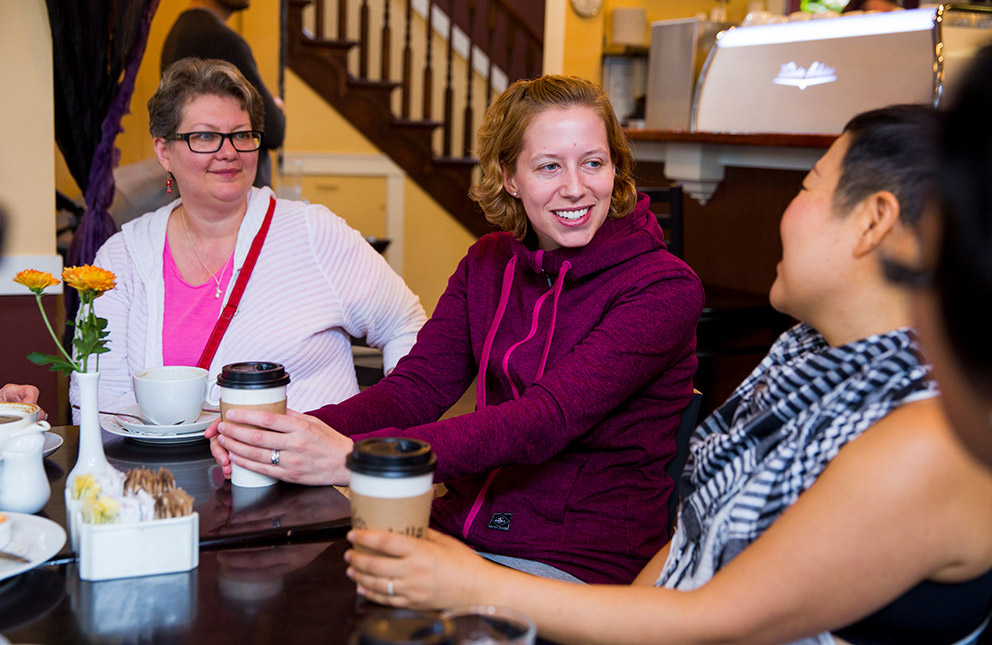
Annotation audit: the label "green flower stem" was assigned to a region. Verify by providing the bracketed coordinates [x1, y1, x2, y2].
[78, 298, 90, 373]
[34, 293, 79, 370]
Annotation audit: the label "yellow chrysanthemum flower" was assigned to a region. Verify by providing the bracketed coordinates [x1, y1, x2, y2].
[13, 269, 59, 294]
[62, 265, 116, 295]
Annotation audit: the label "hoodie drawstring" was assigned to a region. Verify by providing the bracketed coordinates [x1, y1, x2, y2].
[500, 261, 570, 399]
[462, 257, 571, 539]
[475, 255, 517, 409]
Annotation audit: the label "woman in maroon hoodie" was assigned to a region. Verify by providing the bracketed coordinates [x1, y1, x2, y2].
[209, 75, 704, 584]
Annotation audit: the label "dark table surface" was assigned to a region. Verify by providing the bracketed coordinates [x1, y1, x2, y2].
[1, 426, 381, 644]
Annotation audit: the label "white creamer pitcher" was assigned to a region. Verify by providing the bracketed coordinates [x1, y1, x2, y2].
[0, 432, 51, 514]
[0, 402, 48, 446]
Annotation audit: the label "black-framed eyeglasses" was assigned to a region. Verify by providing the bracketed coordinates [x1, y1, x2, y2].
[166, 131, 263, 153]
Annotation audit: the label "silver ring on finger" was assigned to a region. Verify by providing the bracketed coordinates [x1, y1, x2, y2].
[387, 579, 394, 596]
[270, 449, 280, 466]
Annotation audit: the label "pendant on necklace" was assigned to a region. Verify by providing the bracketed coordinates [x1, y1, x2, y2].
[215, 286, 222, 299]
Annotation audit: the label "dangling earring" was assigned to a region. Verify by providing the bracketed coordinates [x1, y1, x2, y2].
[166, 175, 173, 194]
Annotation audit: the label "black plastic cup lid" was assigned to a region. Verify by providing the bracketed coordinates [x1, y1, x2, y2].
[215, 362, 291, 389]
[350, 609, 454, 645]
[346, 438, 437, 477]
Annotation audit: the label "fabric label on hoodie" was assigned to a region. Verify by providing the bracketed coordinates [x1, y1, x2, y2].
[488, 513, 513, 531]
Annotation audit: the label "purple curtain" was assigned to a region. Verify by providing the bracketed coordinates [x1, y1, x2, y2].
[47, 0, 160, 319]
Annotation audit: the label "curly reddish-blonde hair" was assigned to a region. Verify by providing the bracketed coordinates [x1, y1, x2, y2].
[468, 75, 637, 239]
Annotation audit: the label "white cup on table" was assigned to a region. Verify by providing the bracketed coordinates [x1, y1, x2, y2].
[132, 366, 208, 426]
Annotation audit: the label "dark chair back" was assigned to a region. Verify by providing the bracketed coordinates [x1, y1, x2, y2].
[667, 390, 702, 537]
[638, 184, 684, 258]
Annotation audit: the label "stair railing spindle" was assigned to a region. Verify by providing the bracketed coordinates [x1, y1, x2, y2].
[443, 0, 456, 157]
[526, 38, 538, 80]
[402, 0, 413, 118]
[381, 0, 392, 81]
[462, 0, 476, 157]
[315, 0, 324, 38]
[422, 0, 434, 121]
[359, 0, 370, 79]
[338, 0, 347, 40]
[485, 1, 497, 107]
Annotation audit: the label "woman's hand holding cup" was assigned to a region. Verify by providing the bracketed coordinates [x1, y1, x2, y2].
[345, 528, 497, 610]
[213, 408, 354, 486]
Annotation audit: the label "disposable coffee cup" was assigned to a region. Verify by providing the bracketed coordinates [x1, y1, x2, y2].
[349, 609, 454, 645]
[212, 362, 290, 488]
[346, 438, 436, 551]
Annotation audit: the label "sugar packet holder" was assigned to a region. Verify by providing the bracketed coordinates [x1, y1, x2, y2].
[65, 469, 199, 581]
[65, 489, 199, 581]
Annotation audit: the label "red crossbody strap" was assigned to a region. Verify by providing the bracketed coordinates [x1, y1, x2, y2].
[196, 196, 277, 370]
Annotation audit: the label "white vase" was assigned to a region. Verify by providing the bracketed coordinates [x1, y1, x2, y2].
[67, 370, 112, 487]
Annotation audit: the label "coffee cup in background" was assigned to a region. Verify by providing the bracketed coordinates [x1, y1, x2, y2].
[346, 437, 437, 552]
[349, 609, 454, 645]
[440, 606, 536, 645]
[212, 362, 291, 488]
[0, 402, 49, 446]
[132, 366, 208, 426]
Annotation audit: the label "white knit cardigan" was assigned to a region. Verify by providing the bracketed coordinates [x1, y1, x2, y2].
[69, 187, 426, 418]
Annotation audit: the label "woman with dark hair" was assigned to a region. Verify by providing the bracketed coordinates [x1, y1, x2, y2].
[209, 75, 704, 584]
[71, 58, 425, 418]
[345, 104, 992, 644]
[901, 44, 992, 471]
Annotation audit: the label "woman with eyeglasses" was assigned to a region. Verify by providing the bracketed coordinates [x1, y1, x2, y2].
[69, 57, 426, 418]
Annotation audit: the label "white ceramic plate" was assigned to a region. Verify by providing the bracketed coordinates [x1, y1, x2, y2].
[101, 416, 208, 445]
[42, 431, 63, 458]
[114, 405, 218, 435]
[0, 513, 66, 582]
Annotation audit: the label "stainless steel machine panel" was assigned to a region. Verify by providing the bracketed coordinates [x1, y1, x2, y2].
[691, 6, 992, 134]
[646, 18, 726, 131]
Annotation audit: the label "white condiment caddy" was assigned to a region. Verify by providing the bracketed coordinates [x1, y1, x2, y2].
[65, 489, 199, 581]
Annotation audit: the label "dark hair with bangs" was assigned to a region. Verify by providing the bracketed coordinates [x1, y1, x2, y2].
[834, 104, 940, 227]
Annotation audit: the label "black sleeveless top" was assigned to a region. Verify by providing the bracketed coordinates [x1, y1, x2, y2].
[834, 568, 992, 644]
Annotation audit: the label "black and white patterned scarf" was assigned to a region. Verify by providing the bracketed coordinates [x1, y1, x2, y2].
[658, 324, 935, 604]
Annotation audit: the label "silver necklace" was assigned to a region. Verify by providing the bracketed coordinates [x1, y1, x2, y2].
[181, 207, 224, 299]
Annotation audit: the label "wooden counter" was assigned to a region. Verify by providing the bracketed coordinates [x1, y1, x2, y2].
[627, 129, 836, 205]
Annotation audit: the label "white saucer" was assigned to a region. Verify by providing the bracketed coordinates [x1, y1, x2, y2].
[42, 432, 62, 458]
[100, 406, 215, 445]
[114, 405, 218, 435]
[101, 417, 208, 445]
[0, 512, 66, 582]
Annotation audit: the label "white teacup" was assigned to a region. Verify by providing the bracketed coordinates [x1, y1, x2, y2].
[133, 366, 208, 426]
[0, 402, 50, 446]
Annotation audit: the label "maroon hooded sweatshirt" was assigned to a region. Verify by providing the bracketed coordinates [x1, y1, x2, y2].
[310, 194, 704, 583]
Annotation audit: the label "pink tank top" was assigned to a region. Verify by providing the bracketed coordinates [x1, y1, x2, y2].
[162, 236, 235, 367]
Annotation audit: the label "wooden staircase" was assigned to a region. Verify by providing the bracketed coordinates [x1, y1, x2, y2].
[286, 0, 542, 237]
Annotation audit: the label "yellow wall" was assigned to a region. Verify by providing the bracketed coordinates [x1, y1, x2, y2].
[284, 67, 476, 312]
[553, 0, 755, 82]
[1, 0, 55, 257]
